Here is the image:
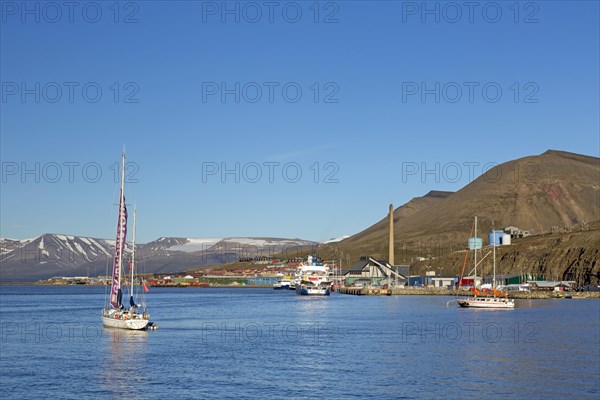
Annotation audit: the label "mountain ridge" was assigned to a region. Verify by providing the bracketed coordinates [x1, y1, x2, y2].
[0, 234, 318, 281]
[2, 150, 598, 283]
[324, 150, 599, 283]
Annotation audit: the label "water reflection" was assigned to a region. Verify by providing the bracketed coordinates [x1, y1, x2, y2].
[100, 328, 148, 399]
[294, 293, 334, 315]
[1, 287, 596, 399]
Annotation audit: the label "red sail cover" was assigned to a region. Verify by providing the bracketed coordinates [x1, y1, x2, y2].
[110, 190, 127, 308]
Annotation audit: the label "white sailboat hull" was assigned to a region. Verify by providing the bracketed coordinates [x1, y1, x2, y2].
[102, 307, 149, 330]
[457, 217, 516, 310]
[457, 297, 515, 309]
[102, 315, 149, 330]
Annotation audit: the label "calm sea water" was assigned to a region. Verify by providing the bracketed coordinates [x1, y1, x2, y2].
[0, 286, 598, 399]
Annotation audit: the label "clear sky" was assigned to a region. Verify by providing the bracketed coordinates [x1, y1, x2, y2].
[1, 0, 599, 243]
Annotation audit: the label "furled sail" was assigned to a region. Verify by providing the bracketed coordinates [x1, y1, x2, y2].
[109, 188, 128, 309]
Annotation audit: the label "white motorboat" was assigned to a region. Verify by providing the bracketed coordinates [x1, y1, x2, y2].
[295, 256, 331, 296]
[273, 278, 292, 290]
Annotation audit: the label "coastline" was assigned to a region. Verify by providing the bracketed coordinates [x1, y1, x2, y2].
[3, 281, 599, 299]
[338, 287, 600, 299]
[0, 282, 277, 289]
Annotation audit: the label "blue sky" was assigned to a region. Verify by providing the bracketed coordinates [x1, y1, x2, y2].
[1, 1, 599, 243]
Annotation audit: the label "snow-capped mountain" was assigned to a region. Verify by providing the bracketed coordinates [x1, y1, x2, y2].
[1, 234, 113, 264]
[0, 234, 318, 281]
[1, 234, 118, 280]
[209, 237, 317, 257]
[322, 235, 351, 244]
[144, 237, 223, 254]
[0, 237, 33, 256]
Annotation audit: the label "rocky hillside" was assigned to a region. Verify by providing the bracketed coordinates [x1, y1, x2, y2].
[322, 150, 599, 284]
[410, 225, 600, 285]
[326, 190, 453, 261]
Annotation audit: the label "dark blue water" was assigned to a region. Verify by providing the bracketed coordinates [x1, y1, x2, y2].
[1, 286, 598, 399]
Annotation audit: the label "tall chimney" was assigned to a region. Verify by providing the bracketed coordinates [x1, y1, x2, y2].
[389, 203, 394, 265]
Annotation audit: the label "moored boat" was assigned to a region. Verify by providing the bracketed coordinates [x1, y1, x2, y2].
[456, 217, 515, 309]
[295, 256, 331, 296]
[457, 291, 514, 309]
[273, 278, 292, 290]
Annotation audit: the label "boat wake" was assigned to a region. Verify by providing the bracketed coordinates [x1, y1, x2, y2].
[446, 299, 459, 307]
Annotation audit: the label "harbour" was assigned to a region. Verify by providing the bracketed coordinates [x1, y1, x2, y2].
[2, 1, 599, 398]
[336, 286, 600, 299]
[1, 285, 598, 399]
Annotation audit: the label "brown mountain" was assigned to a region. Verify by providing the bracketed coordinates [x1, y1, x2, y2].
[333, 190, 453, 259]
[326, 150, 600, 283]
[410, 225, 599, 285]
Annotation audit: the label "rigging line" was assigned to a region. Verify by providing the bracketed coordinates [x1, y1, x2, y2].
[458, 221, 474, 291]
[104, 254, 110, 308]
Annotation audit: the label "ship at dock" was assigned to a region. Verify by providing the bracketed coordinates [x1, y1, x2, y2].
[294, 256, 332, 296]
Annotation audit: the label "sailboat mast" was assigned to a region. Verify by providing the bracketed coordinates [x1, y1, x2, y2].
[109, 151, 127, 309]
[492, 220, 496, 292]
[117, 152, 126, 291]
[474, 216, 478, 287]
[131, 207, 136, 301]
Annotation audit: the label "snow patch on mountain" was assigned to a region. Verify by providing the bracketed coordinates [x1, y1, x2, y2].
[222, 238, 313, 246]
[168, 238, 223, 253]
[323, 235, 351, 244]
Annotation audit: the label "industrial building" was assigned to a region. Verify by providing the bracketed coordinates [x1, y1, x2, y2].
[343, 256, 408, 287]
[503, 226, 531, 239]
[529, 281, 576, 291]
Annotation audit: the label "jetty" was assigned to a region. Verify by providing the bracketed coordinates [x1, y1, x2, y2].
[336, 287, 600, 299]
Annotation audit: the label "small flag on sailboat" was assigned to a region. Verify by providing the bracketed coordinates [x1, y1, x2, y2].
[143, 280, 149, 293]
[129, 261, 133, 271]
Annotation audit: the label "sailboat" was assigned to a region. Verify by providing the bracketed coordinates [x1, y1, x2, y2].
[101, 151, 150, 330]
[457, 218, 515, 309]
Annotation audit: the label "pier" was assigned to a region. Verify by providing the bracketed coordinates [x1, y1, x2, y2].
[336, 287, 600, 299]
[337, 287, 454, 296]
